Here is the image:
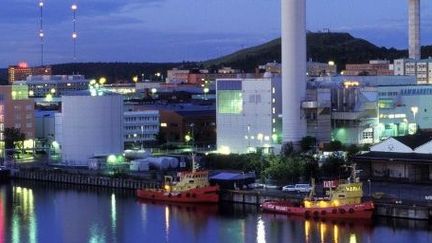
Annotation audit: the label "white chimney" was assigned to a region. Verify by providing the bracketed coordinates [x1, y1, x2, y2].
[281, 0, 307, 144]
[409, 0, 421, 59]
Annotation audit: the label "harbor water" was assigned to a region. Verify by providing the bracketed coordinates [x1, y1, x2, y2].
[1, 181, 431, 243]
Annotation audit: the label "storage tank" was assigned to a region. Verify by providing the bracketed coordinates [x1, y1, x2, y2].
[57, 93, 124, 166]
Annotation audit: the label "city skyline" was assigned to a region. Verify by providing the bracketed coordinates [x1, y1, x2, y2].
[0, 0, 431, 67]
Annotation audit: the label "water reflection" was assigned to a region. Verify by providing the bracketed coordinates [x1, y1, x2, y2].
[0, 182, 431, 243]
[111, 193, 117, 243]
[12, 186, 37, 243]
[165, 206, 170, 242]
[256, 216, 266, 243]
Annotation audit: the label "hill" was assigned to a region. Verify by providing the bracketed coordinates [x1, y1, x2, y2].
[3, 32, 432, 83]
[204, 32, 409, 71]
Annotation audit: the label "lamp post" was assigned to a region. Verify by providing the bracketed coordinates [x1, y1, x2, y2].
[367, 179, 371, 197]
[71, 4, 78, 61]
[411, 106, 419, 121]
[140, 125, 144, 150]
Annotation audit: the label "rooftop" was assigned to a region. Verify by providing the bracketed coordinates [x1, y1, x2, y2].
[355, 151, 432, 164]
[393, 133, 432, 150]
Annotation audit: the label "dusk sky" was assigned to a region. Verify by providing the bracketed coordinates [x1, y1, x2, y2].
[1, 0, 432, 67]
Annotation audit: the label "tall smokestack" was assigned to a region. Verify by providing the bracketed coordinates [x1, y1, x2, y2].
[409, 0, 420, 59]
[281, 0, 306, 144]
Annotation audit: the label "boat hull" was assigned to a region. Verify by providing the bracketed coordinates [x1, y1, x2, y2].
[261, 201, 374, 219]
[136, 185, 219, 203]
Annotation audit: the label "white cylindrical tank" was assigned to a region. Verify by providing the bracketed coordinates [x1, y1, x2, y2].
[60, 94, 124, 166]
[281, 0, 307, 143]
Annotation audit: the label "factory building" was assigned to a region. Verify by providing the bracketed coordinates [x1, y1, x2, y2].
[15, 75, 89, 98]
[216, 77, 282, 154]
[124, 111, 160, 148]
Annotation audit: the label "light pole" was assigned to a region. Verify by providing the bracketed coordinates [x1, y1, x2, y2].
[39, 1, 45, 66]
[367, 179, 371, 197]
[140, 125, 144, 150]
[411, 106, 419, 121]
[71, 4, 78, 61]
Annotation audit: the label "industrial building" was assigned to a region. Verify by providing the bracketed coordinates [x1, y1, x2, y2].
[15, 75, 89, 98]
[124, 111, 160, 148]
[216, 77, 282, 154]
[393, 58, 432, 84]
[55, 93, 124, 166]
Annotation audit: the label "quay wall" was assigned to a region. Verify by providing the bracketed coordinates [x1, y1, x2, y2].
[221, 190, 432, 220]
[11, 169, 160, 190]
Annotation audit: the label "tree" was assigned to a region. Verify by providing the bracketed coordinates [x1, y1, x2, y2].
[346, 144, 360, 160]
[281, 142, 295, 157]
[4, 128, 26, 156]
[320, 155, 347, 179]
[300, 136, 317, 152]
[154, 132, 167, 146]
[324, 140, 343, 151]
[264, 156, 304, 184]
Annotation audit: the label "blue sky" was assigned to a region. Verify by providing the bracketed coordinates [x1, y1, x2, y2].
[0, 0, 431, 67]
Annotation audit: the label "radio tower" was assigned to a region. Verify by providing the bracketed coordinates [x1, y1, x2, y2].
[71, 3, 78, 61]
[39, 0, 45, 66]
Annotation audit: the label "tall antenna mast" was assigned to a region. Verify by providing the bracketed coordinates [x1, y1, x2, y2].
[71, 3, 78, 62]
[39, 0, 44, 66]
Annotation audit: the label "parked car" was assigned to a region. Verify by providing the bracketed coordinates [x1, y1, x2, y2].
[263, 184, 279, 190]
[282, 185, 296, 192]
[248, 183, 265, 189]
[282, 184, 312, 193]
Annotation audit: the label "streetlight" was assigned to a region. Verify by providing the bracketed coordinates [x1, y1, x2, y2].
[411, 106, 419, 121]
[99, 77, 107, 85]
[367, 179, 371, 197]
[71, 4, 78, 61]
[203, 87, 209, 100]
[140, 125, 144, 150]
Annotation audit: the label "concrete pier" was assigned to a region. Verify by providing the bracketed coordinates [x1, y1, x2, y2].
[11, 169, 161, 190]
[221, 190, 432, 221]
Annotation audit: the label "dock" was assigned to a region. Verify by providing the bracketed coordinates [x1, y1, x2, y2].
[221, 189, 432, 220]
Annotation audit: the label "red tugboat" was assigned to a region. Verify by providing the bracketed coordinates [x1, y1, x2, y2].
[136, 156, 219, 203]
[261, 164, 374, 219]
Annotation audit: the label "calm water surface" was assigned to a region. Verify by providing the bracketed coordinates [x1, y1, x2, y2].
[1, 181, 431, 243]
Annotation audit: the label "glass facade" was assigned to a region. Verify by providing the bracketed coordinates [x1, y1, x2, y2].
[217, 91, 243, 114]
[11, 85, 29, 100]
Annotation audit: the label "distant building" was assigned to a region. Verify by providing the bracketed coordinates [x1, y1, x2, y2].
[166, 68, 245, 85]
[216, 77, 282, 154]
[16, 75, 89, 98]
[307, 61, 337, 77]
[8, 63, 51, 84]
[124, 111, 159, 148]
[394, 58, 432, 84]
[159, 109, 216, 146]
[343, 60, 393, 76]
[0, 84, 35, 150]
[258, 61, 337, 77]
[55, 93, 124, 166]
